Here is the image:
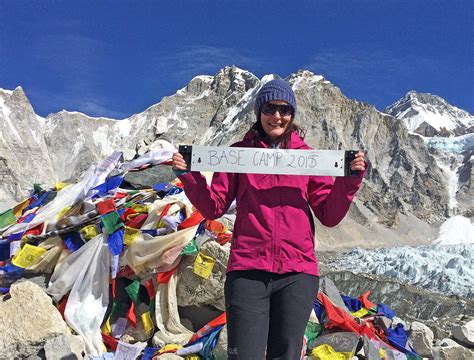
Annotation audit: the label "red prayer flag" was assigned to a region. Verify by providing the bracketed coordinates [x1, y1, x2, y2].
[57, 295, 68, 321]
[359, 290, 377, 309]
[24, 223, 44, 236]
[102, 333, 118, 351]
[178, 210, 204, 230]
[217, 233, 232, 245]
[117, 265, 136, 278]
[188, 312, 227, 345]
[96, 198, 116, 215]
[144, 278, 156, 299]
[111, 278, 116, 299]
[114, 192, 128, 199]
[126, 213, 148, 229]
[127, 301, 137, 328]
[205, 219, 225, 234]
[157, 265, 179, 284]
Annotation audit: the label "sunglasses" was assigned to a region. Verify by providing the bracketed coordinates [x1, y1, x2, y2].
[261, 103, 293, 116]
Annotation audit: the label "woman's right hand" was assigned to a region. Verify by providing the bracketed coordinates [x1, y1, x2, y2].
[172, 152, 188, 171]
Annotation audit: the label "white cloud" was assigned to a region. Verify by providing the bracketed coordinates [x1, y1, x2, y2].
[156, 45, 262, 81]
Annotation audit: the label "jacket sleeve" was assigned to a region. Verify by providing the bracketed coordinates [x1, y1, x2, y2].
[308, 165, 367, 227]
[178, 171, 238, 220]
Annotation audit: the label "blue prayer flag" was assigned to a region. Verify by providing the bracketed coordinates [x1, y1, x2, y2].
[108, 229, 124, 256]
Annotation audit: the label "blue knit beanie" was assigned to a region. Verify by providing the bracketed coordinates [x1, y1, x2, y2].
[253, 79, 297, 116]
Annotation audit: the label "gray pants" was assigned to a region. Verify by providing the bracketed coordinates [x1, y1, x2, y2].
[224, 270, 319, 359]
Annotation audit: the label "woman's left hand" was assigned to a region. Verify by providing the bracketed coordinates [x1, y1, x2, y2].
[350, 151, 366, 171]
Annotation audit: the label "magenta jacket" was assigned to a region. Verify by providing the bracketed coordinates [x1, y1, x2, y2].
[178, 130, 366, 276]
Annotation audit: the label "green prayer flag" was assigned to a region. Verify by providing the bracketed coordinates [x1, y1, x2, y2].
[101, 211, 124, 234]
[407, 354, 423, 360]
[125, 280, 141, 305]
[33, 183, 42, 194]
[305, 321, 323, 345]
[109, 300, 123, 323]
[180, 238, 198, 256]
[0, 209, 16, 228]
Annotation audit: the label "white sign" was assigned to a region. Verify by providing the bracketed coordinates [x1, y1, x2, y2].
[183, 146, 354, 177]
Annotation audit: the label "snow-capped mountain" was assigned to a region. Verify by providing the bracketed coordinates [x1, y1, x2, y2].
[385, 90, 473, 216]
[0, 87, 55, 205]
[0, 66, 472, 250]
[384, 90, 473, 137]
[329, 92, 474, 301]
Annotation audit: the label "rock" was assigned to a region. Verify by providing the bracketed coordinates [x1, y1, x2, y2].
[0, 280, 71, 359]
[43, 334, 86, 360]
[374, 316, 392, 332]
[124, 164, 177, 189]
[180, 317, 195, 332]
[122, 303, 154, 342]
[323, 270, 474, 321]
[176, 239, 230, 311]
[24, 355, 43, 360]
[408, 321, 434, 357]
[432, 338, 474, 360]
[452, 319, 474, 346]
[319, 277, 351, 314]
[422, 318, 452, 341]
[310, 332, 360, 355]
[178, 305, 222, 331]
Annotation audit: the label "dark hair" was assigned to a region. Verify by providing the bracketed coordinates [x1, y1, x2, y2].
[250, 113, 306, 149]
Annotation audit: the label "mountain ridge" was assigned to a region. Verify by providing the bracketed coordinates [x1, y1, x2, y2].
[1, 66, 472, 248]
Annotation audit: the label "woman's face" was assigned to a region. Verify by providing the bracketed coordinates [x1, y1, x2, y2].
[260, 100, 293, 143]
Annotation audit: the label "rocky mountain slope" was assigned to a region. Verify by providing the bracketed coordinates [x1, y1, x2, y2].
[1, 66, 472, 249]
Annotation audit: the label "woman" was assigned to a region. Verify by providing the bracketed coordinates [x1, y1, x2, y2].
[172, 79, 366, 359]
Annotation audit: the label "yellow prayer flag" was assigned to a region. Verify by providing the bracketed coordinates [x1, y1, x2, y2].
[351, 307, 369, 318]
[193, 251, 215, 279]
[13, 198, 30, 218]
[80, 224, 98, 240]
[131, 203, 149, 214]
[56, 206, 71, 220]
[124, 226, 140, 246]
[12, 243, 47, 268]
[141, 311, 154, 334]
[54, 182, 69, 191]
[158, 344, 182, 354]
[311, 344, 353, 360]
[156, 219, 166, 229]
[101, 318, 112, 336]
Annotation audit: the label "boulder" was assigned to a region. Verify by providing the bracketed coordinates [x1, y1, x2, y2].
[432, 338, 474, 360]
[423, 318, 452, 340]
[452, 319, 474, 346]
[43, 334, 86, 360]
[176, 239, 230, 311]
[408, 321, 434, 357]
[0, 280, 71, 359]
[374, 316, 392, 332]
[310, 331, 360, 355]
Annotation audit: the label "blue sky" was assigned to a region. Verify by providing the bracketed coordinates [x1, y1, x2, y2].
[0, 0, 472, 118]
